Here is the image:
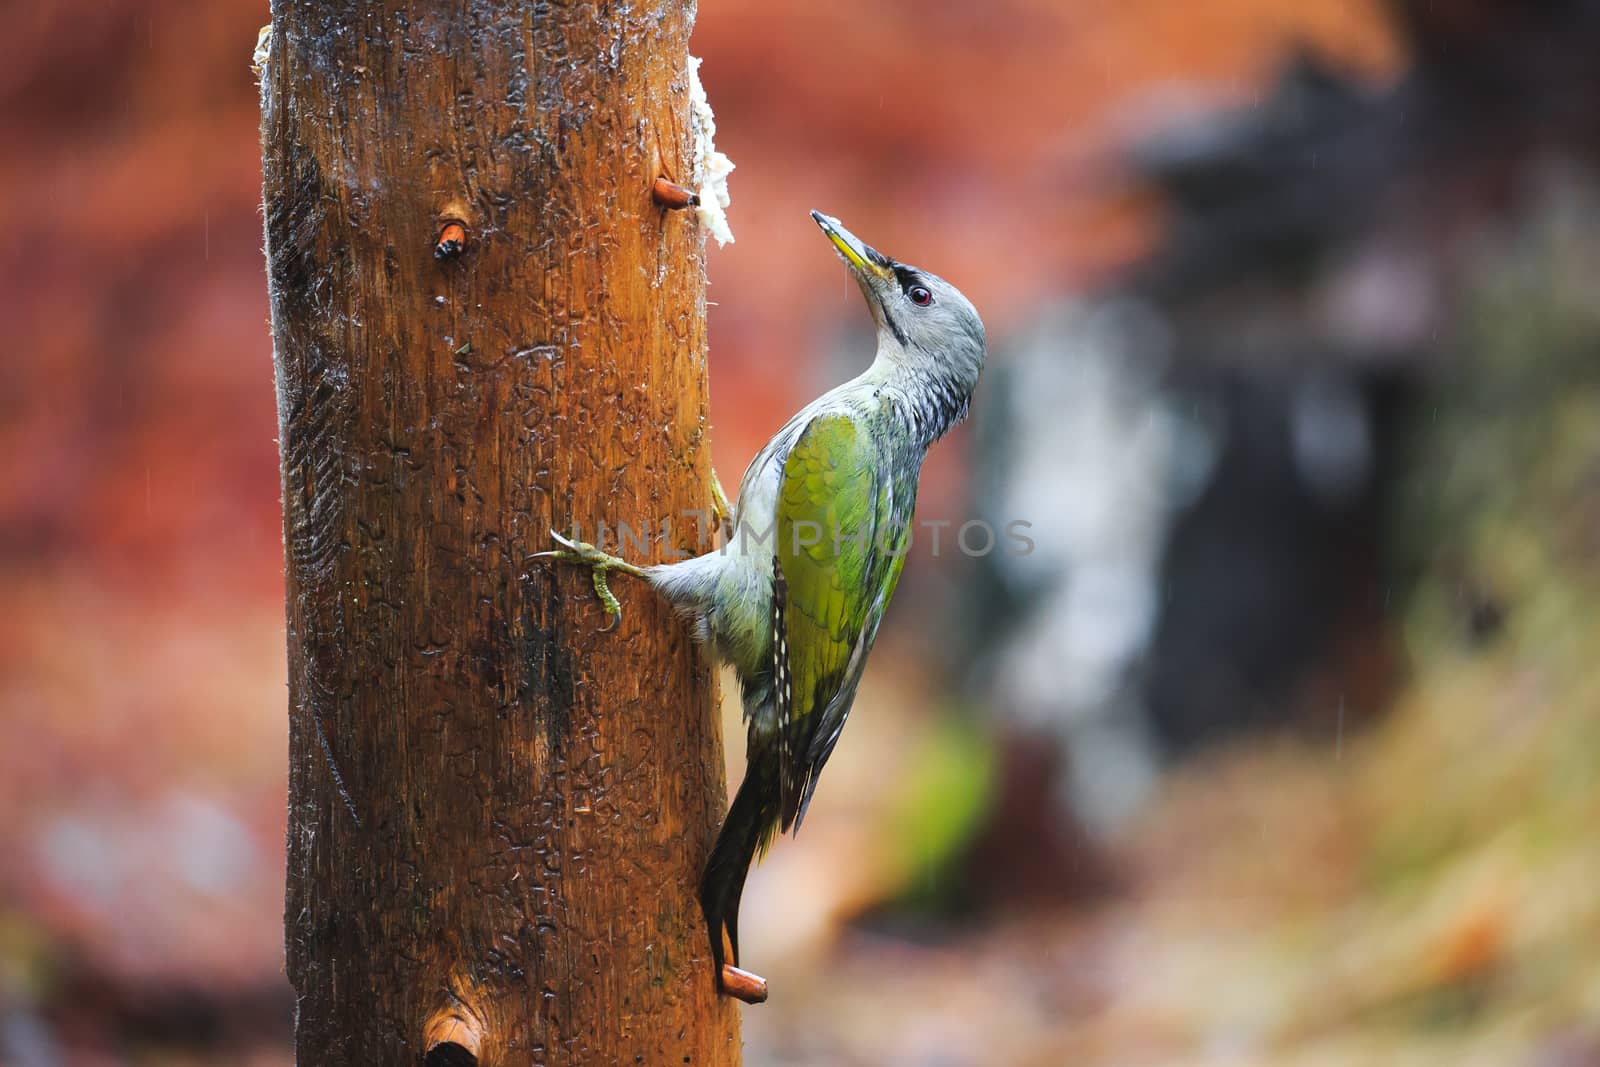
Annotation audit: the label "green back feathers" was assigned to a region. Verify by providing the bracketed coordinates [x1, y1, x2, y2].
[772, 413, 913, 831]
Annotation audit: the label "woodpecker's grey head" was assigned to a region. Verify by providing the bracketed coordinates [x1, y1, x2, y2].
[811, 210, 986, 437]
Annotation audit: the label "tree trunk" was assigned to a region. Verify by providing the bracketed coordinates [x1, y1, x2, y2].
[258, 2, 738, 1063]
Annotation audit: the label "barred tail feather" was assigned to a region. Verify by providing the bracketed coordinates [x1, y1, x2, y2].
[698, 753, 780, 986]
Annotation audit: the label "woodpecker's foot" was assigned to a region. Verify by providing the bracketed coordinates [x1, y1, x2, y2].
[720, 963, 769, 1004]
[709, 469, 735, 542]
[530, 530, 647, 630]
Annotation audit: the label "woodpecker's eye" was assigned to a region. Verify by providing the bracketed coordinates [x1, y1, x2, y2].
[909, 286, 933, 307]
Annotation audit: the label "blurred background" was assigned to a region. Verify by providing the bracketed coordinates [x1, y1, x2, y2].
[6, 0, 1600, 1063]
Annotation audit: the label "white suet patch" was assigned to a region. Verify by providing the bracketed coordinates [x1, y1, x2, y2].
[251, 25, 271, 80]
[687, 56, 735, 247]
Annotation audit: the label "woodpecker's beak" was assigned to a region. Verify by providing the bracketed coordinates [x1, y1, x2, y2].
[811, 210, 894, 282]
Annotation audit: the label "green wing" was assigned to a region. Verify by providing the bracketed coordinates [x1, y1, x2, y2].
[773, 413, 911, 832]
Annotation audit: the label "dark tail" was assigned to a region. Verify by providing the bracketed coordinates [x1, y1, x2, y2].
[698, 754, 780, 988]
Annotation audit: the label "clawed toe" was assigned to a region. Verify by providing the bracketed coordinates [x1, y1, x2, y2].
[527, 529, 580, 561]
[531, 528, 639, 627]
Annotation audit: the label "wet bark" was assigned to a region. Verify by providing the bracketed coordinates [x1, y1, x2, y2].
[258, 2, 737, 1063]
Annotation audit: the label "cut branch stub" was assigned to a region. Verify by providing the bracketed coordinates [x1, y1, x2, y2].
[720, 965, 769, 1005]
[423, 1006, 484, 1067]
[652, 177, 700, 210]
[434, 221, 467, 259]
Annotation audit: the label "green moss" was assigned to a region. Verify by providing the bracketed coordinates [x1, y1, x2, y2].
[881, 708, 997, 908]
